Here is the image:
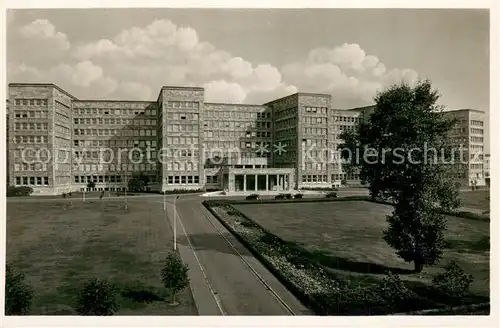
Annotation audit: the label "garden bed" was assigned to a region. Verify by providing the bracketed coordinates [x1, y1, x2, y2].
[203, 200, 489, 315]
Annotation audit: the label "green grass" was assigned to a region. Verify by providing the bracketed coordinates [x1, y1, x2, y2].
[233, 201, 490, 297]
[6, 200, 197, 315]
[459, 190, 490, 213]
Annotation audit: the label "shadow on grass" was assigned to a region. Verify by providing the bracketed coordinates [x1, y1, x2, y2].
[120, 285, 164, 303]
[283, 240, 414, 275]
[445, 236, 490, 253]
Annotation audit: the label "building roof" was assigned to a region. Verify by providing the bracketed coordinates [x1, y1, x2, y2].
[8, 82, 78, 100]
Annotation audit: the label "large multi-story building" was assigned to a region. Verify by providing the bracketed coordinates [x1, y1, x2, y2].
[7, 83, 487, 195]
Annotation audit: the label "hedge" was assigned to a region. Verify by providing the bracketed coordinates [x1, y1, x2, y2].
[203, 200, 489, 315]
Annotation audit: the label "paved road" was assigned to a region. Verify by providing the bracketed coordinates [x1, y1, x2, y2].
[172, 198, 309, 315]
[8, 193, 309, 315]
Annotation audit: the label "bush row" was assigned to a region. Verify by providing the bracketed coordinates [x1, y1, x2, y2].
[203, 202, 486, 315]
[7, 186, 33, 197]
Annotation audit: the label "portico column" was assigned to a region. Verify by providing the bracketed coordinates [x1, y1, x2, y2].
[243, 175, 247, 192]
[255, 174, 258, 191]
[266, 174, 269, 191]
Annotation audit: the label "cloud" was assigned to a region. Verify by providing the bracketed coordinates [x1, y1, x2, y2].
[70, 19, 292, 103]
[205, 80, 246, 103]
[8, 20, 418, 106]
[281, 43, 419, 107]
[19, 19, 70, 52]
[118, 82, 152, 101]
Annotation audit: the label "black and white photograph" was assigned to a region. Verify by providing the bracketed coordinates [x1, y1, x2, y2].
[2, 1, 497, 325]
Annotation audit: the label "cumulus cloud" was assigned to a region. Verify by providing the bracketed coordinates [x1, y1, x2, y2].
[205, 80, 246, 103]
[8, 19, 418, 106]
[281, 43, 419, 107]
[19, 19, 70, 52]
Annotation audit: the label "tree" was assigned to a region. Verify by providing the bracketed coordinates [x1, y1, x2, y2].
[87, 180, 96, 190]
[160, 252, 189, 305]
[5, 264, 33, 315]
[128, 173, 150, 192]
[339, 80, 461, 272]
[76, 278, 119, 315]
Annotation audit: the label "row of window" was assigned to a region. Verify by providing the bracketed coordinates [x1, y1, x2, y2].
[335, 116, 360, 123]
[338, 125, 356, 131]
[303, 163, 328, 170]
[302, 175, 328, 183]
[165, 136, 200, 145]
[166, 124, 198, 133]
[74, 118, 157, 126]
[73, 139, 157, 148]
[470, 164, 484, 170]
[13, 163, 48, 172]
[204, 110, 264, 119]
[303, 117, 327, 125]
[275, 118, 297, 130]
[332, 173, 360, 180]
[14, 135, 48, 144]
[471, 136, 484, 143]
[13, 99, 48, 106]
[206, 175, 219, 184]
[74, 108, 155, 116]
[166, 101, 199, 109]
[470, 128, 484, 135]
[274, 107, 297, 119]
[14, 111, 49, 119]
[470, 120, 484, 127]
[166, 162, 199, 171]
[74, 175, 124, 183]
[304, 107, 328, 114]
[203, 120, 271, 130]
[165, 112, 199, 121]
[73, 128, 157, 137]
[73, 163, 157, 172]
[302, 127, 328, 135]
[275, 128, 297, 140]
[166, 175, 200, 184]
[15, 176, 49, 186]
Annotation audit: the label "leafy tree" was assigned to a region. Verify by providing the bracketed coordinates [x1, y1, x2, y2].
[432, 261, 474, 299]
[339, 80, 461, 272]
[160, 252, 189, 305]
[87, 181, 96, 190]
[128, 173, 150, 192]
[76, 278, 119, 315]
[5, 264, 33, 315]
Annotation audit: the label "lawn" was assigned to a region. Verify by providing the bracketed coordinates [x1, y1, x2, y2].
[459, 190, 490, 213]
[233, 201, 490, 297]
[6, 199, 197, 315]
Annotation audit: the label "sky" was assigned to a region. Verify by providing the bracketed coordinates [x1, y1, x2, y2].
[6, 8, 490, 148]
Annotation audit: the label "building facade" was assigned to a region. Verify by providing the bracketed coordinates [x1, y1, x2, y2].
[7, 83, 487, 195]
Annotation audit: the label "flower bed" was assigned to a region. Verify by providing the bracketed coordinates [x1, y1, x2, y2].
[203, 201, 489, 315]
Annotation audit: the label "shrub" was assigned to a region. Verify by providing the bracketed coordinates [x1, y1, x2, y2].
[284, 193, 293, 199]
[76, 278, 119, 315]
[275, 194, 285, 199]
[294, 193, 303, 199]
[325, 191, 337, 198]
[7, 186, 33, 197]
[5, 264, 33, 315]
[160, 252, 189, 304]
[432, 261, 474, 299]
[377, 272, 414, 309]
[246, 193, 259, 200]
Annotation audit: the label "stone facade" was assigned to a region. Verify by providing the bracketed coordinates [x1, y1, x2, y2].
[7, 83, 487, 195]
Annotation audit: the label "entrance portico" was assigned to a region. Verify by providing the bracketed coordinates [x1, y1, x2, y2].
[225, 168, 295, 192]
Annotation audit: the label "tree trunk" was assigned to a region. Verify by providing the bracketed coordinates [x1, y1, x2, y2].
[414, 260, 424, 273]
